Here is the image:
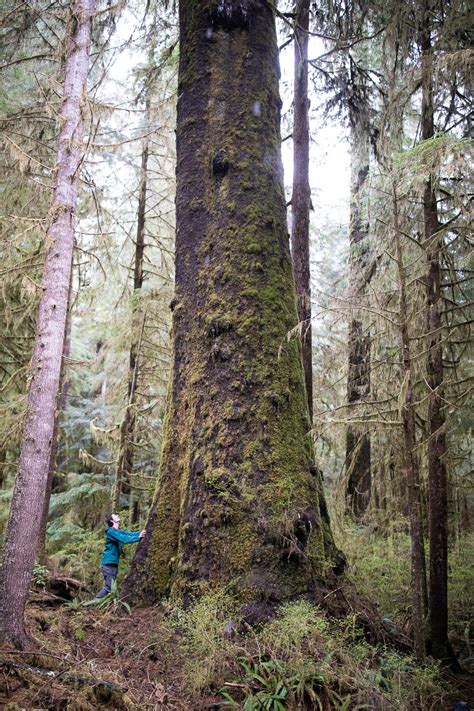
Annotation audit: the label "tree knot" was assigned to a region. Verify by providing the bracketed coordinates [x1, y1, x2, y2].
[212, 149, 230, 179]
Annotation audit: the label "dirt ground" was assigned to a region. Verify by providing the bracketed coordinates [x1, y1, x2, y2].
[0, 602, 216, 710]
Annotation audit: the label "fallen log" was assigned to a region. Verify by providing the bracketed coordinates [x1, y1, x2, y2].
[47, 575, 90, 600]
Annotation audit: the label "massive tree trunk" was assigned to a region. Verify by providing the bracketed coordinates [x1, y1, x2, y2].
[124, 0, 340, 606]
[393, 186, 427, 662]
[291, 0, 313, 422]
[345, 107, 371, 517]
[0, 0, 94, 649]
[420, 8, 449, 662]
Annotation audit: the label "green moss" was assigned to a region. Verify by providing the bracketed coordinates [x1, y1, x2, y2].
[204, 467, 236, 498]
[203, 311, 234, 332]
[245, 242, 261, 255]
[148, 485, 179, 595]
[227, 521, 255, 573]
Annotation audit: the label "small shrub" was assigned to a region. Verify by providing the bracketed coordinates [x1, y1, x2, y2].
[73, 626, 87, 641]
[32, 564, 49, 589]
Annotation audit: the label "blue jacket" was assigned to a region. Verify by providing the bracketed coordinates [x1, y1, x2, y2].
[100, 527, 141, 566]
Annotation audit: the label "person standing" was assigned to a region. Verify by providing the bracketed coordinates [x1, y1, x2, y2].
[94, 513, 146, 599]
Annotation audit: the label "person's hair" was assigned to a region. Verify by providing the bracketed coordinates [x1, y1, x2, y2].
[106, 514, 114, 527]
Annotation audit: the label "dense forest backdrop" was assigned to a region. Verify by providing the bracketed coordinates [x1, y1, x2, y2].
[0, 0, 472, 709]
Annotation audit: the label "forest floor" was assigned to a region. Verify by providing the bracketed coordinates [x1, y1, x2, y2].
[1, 603, 202, 710]
[0, 589, 473, 711]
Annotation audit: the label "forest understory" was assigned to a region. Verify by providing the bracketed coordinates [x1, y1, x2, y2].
[1, 529, 473, 710]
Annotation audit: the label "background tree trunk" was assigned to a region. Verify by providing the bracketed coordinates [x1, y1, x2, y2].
[291, 0, 313, 422]
[393, 185, 427, 662]
[114, 133, 149, 515]
[0, 0, 94, 649]
[36, 294, 73, 565]
[345, 107, 371, 517]
[124, 0, 340, 606]
[420, 6, 449, 662]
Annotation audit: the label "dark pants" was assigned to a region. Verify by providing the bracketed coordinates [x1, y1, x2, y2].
[95, 564, 118, 598]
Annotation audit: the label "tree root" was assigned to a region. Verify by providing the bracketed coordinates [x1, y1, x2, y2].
[0, 657, 123, 692]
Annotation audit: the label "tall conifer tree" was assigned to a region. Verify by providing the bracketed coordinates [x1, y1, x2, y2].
[0, 0, 94, 648]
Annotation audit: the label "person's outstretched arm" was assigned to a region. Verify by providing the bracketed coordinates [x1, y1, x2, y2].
[107, 528, 144, 544]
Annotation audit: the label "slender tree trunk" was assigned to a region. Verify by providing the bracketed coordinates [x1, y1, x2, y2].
[291, 0, 313, 422]
[420, 9, 449, 662]
[114, 311, 147, 514]
[0, 0, 94, 649]
[345, 108, 371, 517]
[36, 293, 73, 565]
[114, 133, 149, 515]
[393, 186, 427, 662]
[124, 0, 341, 607]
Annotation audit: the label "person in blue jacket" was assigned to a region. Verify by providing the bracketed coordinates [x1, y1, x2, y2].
[94, 513, 146, 599]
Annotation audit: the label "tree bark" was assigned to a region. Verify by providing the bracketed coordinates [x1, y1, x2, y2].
[345, 108, 371, 517]
[36, 297, 72, 565]
[393, 185, 427, 662]
[420, 7, 449, 662]
[291, 0, 313, 422]
[0, 0, 94, 649]
[124, 0, 340, 606]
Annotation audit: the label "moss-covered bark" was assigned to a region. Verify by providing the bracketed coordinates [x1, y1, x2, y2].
[124, 0, 340, 606]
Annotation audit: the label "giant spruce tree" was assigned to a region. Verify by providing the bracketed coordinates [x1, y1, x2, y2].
[124, 0, 341, 606]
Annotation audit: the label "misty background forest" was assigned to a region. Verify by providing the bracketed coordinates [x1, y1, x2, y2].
[0, 0, 472, 709]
